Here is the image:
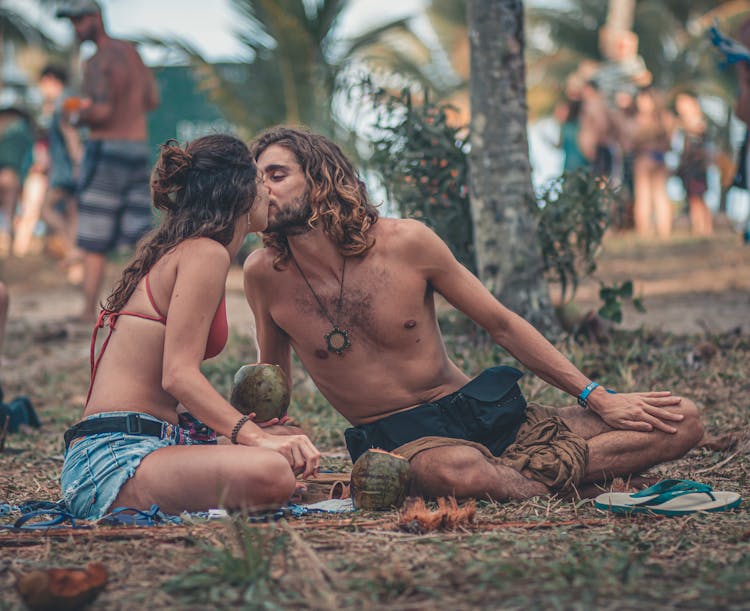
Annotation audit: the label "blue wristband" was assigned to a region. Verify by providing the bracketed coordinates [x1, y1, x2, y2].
[577, 381, 600, 408]
[578, 382, 617, 408]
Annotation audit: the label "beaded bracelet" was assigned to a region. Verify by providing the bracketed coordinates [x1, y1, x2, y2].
[230, 414, 252, 444]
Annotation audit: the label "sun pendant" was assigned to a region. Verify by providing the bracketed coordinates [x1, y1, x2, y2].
[325, 326, 351, 356]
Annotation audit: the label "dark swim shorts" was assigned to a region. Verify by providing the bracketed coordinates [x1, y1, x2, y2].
[344, 366, 590, 494]
[344, 366, 527, 464]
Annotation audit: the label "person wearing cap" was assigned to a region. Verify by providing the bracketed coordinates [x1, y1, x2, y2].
[57, 0, 160, 321]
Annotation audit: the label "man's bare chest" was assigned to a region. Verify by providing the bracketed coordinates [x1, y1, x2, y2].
[270, 265, 430, 349]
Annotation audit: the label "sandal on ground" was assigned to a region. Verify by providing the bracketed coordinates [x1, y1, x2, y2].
[2, 508, 90, 530]
[98, 504, 182, 526]
[594, 478, 742, 516]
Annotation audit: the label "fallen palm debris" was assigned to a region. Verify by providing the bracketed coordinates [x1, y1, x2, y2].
[15, 561, 108, 611]
[397, 497, 476, 534]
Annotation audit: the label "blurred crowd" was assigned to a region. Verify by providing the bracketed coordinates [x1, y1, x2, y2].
[555, 63, 731, 238]
[0, 65, 82, 273]
[555, 61, 722, 240]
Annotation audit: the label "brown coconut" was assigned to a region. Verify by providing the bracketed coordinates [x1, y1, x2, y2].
[15, 562, 108, 611]
[230, 363, 290, 422]
[350, 448, 411, 510]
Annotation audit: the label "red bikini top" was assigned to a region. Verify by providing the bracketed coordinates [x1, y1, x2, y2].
[84, 272, 228, 406]
[140, 273, 228, 360]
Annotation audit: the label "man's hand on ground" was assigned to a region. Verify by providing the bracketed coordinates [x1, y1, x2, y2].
[588, 390, 684, 433]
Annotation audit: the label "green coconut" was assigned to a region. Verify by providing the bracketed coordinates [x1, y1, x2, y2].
[230, 363, 290, 422]
[350, 449, 411, 510]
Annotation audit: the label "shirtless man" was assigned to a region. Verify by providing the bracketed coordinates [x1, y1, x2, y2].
[244, 126, 703, 501]
[57, 0, 159, 321]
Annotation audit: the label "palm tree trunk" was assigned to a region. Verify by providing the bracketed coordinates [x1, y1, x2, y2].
[467, 0, 558, 334]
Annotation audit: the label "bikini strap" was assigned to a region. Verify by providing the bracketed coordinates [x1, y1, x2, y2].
[144, 272, 167, 322]
[85, 309, 117, 407]
[84, 307, 168, 407]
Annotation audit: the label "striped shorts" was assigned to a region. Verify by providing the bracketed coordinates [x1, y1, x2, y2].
[76, 139, 153, 253]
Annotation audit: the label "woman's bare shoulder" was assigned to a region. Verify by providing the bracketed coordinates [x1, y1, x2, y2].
[176, 237, 231, 264]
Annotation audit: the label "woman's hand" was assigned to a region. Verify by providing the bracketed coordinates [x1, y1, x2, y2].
[248, 413, 294, 428]
[247, 412, 281, 428]
[588, 390, 684, 433]
[255, 431, 321, 478]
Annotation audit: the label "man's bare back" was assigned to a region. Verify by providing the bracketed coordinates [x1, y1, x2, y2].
[245, 218, 469, 424]
[82, 39, 158, 141]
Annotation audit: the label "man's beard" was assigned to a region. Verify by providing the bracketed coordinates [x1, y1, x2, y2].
[265, 193, 312, 235]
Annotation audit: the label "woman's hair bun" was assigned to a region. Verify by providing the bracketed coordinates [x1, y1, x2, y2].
[151, 139, 193, 210]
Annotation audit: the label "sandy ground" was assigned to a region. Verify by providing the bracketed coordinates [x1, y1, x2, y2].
[573, 229, 750, 334]
[2, 226, 749, 340]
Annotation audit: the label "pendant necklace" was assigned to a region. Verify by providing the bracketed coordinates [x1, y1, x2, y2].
[292, 256, 351, 356]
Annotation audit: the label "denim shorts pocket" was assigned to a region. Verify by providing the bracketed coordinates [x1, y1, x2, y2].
[60, 442, 97, 518]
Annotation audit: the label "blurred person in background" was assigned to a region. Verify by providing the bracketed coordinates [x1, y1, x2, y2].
[555, 74, 589, 174]
[0, 95, 34, 257]
[577, 78, 615, 179]
[631, 86, 674, 239]
[11, 130, 49, 258]
[57, 0, 160, 321]
[0, 282, 7, 368]
[732, 17, 750, 244]
[610, 89, 638, 230]
[37, 65, 83, 274]
[674, 92, 712, 237]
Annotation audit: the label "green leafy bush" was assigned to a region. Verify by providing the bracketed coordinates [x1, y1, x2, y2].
[361, 79, 475, 272]
[532, 169, 616, 303]
[363, 82, 640, 325]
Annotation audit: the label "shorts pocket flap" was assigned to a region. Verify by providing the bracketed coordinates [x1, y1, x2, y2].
[460, 366, 524, 402]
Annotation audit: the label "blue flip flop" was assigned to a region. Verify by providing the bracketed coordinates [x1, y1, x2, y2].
[99, 504, 182, 526]
[594, 479, 742, 516]
[1, 508, 90, 530]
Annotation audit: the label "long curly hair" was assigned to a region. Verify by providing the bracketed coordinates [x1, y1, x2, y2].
[250, 126, 379, 268]
[105, 134, 257, 312]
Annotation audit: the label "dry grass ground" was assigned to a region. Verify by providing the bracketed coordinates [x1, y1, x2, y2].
[1, 231, 749, 609]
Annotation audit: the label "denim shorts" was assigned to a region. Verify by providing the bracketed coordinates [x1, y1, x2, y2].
[60, 411, 214, 519]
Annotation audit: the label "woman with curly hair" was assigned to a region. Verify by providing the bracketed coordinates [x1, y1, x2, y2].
[61, 134, 320, 519]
